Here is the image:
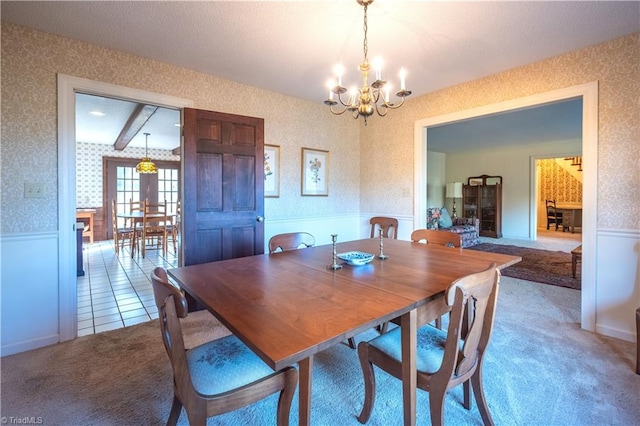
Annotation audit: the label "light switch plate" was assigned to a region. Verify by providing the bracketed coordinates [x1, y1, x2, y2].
[24, 183, 45, 198]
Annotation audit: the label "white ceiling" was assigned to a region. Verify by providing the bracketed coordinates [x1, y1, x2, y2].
[3, 1, 638, 151]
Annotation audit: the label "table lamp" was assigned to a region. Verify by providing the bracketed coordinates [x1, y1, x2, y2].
[446, 182, 463, 218]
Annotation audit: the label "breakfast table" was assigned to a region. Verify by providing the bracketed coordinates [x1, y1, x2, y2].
[167, 237, 520, 425]
[117, 211, 175, 257]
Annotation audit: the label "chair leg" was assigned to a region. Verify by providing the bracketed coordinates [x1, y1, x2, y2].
[166, 395, 183, 426]
[470, 365, 494, 426]
[428, 385, 447, 426]
[377, 322, 388, 334]
[347, 337, 356, 349]
[636, 308, 639, 375]
[276, 367, 298, 426]
[463, 380, 471, 409]
[356, 343, 376, 424]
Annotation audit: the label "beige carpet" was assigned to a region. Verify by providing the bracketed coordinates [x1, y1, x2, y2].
[2, 278, 639, 425]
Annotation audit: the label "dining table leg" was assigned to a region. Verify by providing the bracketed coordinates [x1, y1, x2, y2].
[401, 309, 417, 426]
[298, 355, 313, 426]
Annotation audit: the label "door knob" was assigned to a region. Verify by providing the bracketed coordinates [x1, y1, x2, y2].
[256, 216, 264, 222]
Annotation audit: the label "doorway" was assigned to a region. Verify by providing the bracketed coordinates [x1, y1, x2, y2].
[58, 74, 194, 341]
[413, 81, 598, 333]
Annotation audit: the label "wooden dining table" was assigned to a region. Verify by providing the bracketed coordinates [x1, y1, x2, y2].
[167, 238, 520, 426]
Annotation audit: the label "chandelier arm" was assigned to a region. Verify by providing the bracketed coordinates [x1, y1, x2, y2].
[329, 105, 348, 116]
[336, 92, 353, 108]
[384, 95, 407, 110]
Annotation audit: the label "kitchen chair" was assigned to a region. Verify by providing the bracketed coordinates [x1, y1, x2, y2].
[356, 263, 501, 426]
[268, 232, 315, 253]
[411, 229, 462, 248]
[150, 267, 298, 426]
[165, 200, 180, 254]
[546, 199, 563, 231]
[111, 200, 133, 256]
[369, 216, 398, 239]
[141, 200, 169, 257]
[129, 199, 146, 228]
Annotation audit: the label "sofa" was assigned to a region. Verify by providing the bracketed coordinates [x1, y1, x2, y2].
[426, 207, 480, 248]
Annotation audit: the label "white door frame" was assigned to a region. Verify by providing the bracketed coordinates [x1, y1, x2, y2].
[413, 81, 598, 332]
[57, 74, 193, 341]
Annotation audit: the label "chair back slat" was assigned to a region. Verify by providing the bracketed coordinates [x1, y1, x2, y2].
[268, 232, 315, 253]
[150, 268, 192, 393]
[410, 229, 461, 248]
[442, 263, 500, 379]
[369, 217, 399, 239]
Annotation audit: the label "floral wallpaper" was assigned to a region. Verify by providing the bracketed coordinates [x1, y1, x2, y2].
[1, 23, 638, 234]
[0, 23, 360, 234]
[360, 32, 639, 230]
[538, 158, 583, 204]
[76, 142, 179, 207]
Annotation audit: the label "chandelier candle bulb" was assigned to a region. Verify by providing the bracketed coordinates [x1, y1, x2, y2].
[400, 68, 406, 91]
[374, 57, 382, 81]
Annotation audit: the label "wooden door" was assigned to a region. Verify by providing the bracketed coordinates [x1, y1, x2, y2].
[182, 108, 264, 266]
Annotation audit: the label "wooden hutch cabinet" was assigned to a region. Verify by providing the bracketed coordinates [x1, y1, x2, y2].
[462, 175, 502, 238]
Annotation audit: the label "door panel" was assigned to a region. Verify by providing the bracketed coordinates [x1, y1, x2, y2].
[183, 108, 264, 268]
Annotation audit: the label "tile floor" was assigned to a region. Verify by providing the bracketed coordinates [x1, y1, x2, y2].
[77, 228, 581, 337]
[77, 240, 178, 337]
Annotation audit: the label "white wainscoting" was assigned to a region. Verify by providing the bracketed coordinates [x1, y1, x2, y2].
[1, 232, 60, 356]
[595, 228, 640, 342]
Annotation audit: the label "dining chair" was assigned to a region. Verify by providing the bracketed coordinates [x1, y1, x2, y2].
[546, 199, 563, 231]
[165, 200, 180, 254]
[356, 263, 501, 426]
[142, 200, 169, 258]
[150, 267, 298, 426]
[411, 229, 462, 329]
[111, 200, 133, 256]
[369, 216, 399, 239]
[268, 232, 315, 253]
[411, 229, 462, 248]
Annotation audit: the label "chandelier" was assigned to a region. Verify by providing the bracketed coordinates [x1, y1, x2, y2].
[136, 132, 158, 174]
[324, 0, 411, 125]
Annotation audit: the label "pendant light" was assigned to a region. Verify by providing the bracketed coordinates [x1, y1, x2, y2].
[136, 132, 158, 174]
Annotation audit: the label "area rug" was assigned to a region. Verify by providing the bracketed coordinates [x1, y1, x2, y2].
[466, 243, 580, 290]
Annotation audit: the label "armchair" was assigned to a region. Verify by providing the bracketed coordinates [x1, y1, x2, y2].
[426, 207, 480, 248]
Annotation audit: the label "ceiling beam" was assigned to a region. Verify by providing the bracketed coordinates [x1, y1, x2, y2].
[113, 103, 159, 150]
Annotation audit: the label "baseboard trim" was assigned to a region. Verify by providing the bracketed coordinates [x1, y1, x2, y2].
[1, 334, 59, 357]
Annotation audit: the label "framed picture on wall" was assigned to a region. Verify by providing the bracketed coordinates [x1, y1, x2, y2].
[301, 148, 329, 196]
[264, 144, 280, 197]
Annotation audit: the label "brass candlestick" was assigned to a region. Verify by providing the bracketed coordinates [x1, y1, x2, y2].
[378, 228, 388, 260]
[327, 234, 343, 270]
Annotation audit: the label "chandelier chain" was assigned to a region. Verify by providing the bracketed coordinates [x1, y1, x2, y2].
[363, 4, 368, 62]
